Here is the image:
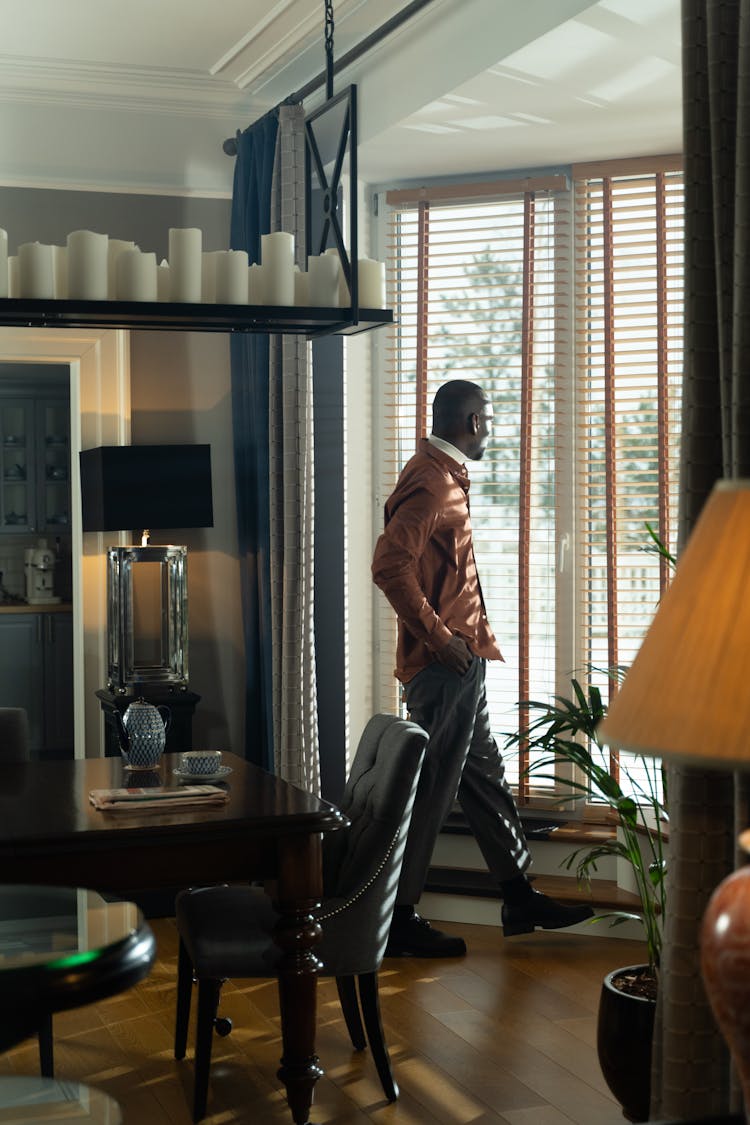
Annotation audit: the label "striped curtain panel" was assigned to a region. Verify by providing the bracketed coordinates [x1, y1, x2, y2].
[268, 104, 320, 794]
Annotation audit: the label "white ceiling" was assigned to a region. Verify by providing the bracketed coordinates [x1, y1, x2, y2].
[0, 0, 682, 196]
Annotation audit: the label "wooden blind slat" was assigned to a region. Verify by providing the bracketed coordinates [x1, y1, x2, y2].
[386, 174, 567, 206]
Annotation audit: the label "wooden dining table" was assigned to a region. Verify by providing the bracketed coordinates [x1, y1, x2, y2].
[0, 751, 347, 1125]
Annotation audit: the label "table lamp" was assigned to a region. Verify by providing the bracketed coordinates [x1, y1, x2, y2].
[79, 444, 213, 691]
[597, 478, 750, 1112]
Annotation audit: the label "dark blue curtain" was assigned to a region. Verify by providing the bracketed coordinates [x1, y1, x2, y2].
[229, 110, 279, 769]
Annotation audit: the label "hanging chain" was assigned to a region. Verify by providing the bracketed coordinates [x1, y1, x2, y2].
[325, 0, 334, 100]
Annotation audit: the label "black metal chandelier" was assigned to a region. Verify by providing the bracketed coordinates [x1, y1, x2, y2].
[305, 0, 358, 317]
[0, 0, 394, 340]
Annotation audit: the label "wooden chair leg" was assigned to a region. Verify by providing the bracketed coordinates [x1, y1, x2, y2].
[174, 939, 193, 1061]
[37, 1013, 53, 1077]
[193, 978, 222, 1123]
[336, 975, 366, 1050]
[358, 972, 398, 1102]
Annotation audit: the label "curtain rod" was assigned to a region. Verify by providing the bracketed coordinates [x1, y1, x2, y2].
[222, 103, 283, 156]
[223, 0, 437, 155]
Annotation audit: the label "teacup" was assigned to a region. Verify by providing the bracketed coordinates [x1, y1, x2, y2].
[179, 750, 222, 776]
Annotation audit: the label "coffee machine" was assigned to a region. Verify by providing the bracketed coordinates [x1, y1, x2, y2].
[25, 539, 60, 604]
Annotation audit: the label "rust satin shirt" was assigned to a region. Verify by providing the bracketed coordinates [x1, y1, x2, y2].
[372, 438, 503, 683]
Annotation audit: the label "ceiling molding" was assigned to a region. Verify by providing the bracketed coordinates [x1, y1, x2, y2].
[233, 9, 323, 93]
[0, 54, 246, 116]
[0, 174, 233, 199]
[211, 0, 301, 76]
[214, 0, 388, 94]
[0, 1, 682, 199]
[0, 87, 246, 120]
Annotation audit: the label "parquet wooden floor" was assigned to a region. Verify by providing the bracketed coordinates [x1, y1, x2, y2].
[0, 915, 645, 1124]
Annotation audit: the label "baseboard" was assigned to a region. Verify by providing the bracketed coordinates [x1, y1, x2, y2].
[415, 889, 646, 941]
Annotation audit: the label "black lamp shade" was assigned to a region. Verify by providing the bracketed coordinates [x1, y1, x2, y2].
[79, 445, 213, 533]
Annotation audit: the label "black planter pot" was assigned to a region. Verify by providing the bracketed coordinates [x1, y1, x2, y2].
[597, 965, 657, 1122]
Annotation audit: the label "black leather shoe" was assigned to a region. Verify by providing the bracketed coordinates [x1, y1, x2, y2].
[385, 912, 467, 957]
[501, 890, 595, 937]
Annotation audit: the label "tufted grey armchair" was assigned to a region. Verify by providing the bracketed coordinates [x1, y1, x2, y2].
[173, 713, 428, 1122]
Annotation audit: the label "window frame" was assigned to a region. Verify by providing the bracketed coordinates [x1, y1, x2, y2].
[370, 155, 683, 816]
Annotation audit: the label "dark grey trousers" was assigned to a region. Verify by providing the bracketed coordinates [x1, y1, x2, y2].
[397, 656, 531, 906]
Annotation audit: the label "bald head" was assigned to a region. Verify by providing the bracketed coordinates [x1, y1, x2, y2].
[432, 380, 493, 460]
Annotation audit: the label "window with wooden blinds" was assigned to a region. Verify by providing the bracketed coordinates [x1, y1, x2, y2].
[573, 164, 683, 798]
[376, 181, 569, 795]
[374, 159, 682, 807]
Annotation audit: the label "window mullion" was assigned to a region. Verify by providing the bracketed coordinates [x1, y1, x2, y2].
[655, 171, 671, 596]
[601, 177, 621, 786]
[416, 201, 430, 443]
[517, 192, 535, 802]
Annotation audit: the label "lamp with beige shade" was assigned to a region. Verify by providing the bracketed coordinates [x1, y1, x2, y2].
[598, 478, 750, 1115]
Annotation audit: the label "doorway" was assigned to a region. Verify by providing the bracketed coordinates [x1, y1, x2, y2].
[0, 328, 130, 758]
[0, 362, 74, 757]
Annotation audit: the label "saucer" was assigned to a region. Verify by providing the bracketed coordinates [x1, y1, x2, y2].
[173, 765, 232, 783]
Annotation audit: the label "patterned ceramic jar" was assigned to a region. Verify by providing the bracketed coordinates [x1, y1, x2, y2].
[119, 700, 171, 770]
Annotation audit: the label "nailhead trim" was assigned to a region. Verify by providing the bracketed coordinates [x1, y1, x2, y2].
[316, 829, 400, 922]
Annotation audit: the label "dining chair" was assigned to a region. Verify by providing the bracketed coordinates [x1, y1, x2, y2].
[0, 707, 30, 762]
[173, 713, 428, 1122]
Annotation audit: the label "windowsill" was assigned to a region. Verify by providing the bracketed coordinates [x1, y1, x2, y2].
[443, 805, 669, 846]
[425, 866, 641, 911]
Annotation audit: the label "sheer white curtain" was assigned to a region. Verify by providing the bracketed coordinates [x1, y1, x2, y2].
[268, 103, 321, 794]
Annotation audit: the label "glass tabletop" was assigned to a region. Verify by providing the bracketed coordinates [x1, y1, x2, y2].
[0, 1076, 121, 1123]
[0, 886, 142, 972]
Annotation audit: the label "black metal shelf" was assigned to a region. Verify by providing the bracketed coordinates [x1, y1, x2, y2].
[0, 298, 393, 338]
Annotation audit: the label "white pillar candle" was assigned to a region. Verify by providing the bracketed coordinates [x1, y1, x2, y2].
[215, 250, 249, 304]
[325, 247, 350, 306]
[0, 229, 7, 298]
[247, 263, 265, 305]
[157, 260, 171, 301]
[67, 230, 108, 299]
[53, 246, 67, 298]
[358, 257, 386, 308]
[294, 266, 309, 307]
[18, 242, 55, 299]
[261, 231, 294, 305]
[307, 254, 339, 306]
[201, 251, 222, 302]
[169, 228, 202, 302]
[116, 249, 157, 301]
[8, 256, 18, 297]
[107, 239, 136, 298]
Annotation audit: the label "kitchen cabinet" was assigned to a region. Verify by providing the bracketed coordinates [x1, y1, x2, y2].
[0, 393, 70, 535]
[0, 610, 73, 755]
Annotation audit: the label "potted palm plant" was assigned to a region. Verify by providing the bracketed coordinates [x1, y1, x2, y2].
[506, 676, 667, 1121]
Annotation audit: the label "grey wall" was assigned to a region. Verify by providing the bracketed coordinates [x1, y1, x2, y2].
[1, 183, 353, 782]
[0, 186, 243, 755]
[0, 186, 231, 258]
[129, 329, 243, 754]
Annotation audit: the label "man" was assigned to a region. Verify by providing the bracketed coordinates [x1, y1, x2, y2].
[372, 379, 593, 956]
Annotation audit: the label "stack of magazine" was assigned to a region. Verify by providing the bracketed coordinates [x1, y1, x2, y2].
[89, 785, 229, 811]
